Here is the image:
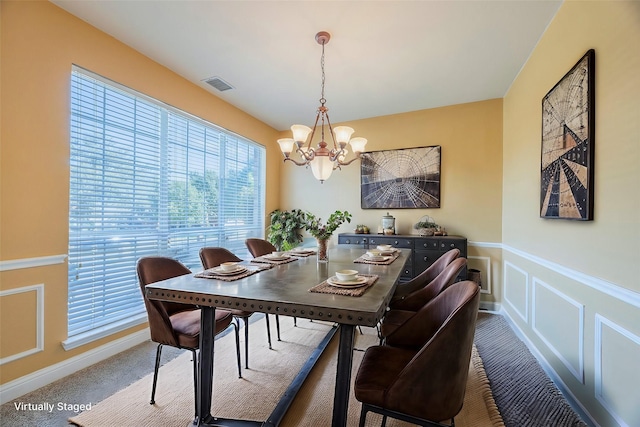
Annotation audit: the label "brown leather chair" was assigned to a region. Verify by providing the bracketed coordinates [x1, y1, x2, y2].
[137, 256, 242, 414]
[245, 238, 277, 258]
[244, 238, 290, 338]
[380, 257, 467, 343]
[355, 281, 480, 426]
[389, 248, 460, 308]
[199, 247, 275, 366]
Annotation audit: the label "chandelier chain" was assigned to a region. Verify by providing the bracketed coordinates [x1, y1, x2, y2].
[320, 41, 326, 106]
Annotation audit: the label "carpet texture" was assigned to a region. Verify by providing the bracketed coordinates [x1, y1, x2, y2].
[70, 318, 504, 427]
[474, 313, 587, 427]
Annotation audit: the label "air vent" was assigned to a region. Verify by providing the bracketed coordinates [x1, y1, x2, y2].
[203, 76, 234, 92]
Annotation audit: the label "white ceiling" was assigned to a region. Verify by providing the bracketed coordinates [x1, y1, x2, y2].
[51, 0, 562, 131]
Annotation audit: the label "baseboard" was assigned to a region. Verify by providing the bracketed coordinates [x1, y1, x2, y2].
[479, 301, 500, 312]
[498, 309, 599, 427]
[0, 328, 150, 405]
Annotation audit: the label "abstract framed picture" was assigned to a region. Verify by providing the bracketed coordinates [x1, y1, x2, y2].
[540, 49, 595, 220]
[360, 146, 441, 209]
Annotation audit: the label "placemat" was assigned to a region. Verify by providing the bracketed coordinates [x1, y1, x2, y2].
[309, 274, 378, 297]
[354, 252, 400, 265]
[194, 264, 271, 281]
[251, 255, 298, 266]
[286, 250, 317, 257]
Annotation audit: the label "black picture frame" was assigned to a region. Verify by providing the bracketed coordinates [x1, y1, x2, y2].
[360, 146, 441, 209]
[540, 49, 595, 220]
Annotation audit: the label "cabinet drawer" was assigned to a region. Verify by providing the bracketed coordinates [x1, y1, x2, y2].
[367, 236, 413, 249]
[439, 239, 466, 254]
[414, 250, 442, 273]
[414, 238, 439, 250]
[338, 235, 368, 246]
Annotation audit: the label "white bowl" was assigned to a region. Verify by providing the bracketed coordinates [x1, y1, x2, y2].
[335, 269, 358, 282]
[377, 245, 392, 251]
[271, 251, 285, 257]
[220, 262, 238, 271]
[366, 250, 381, 257]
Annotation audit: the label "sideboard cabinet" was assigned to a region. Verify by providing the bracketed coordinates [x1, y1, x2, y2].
[337, 233, 467, 283]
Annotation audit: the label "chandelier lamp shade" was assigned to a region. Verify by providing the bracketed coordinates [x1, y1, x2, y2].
[277, 31, 367, 183]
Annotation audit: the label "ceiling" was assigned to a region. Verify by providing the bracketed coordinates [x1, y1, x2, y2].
[51, 0, 562, 132]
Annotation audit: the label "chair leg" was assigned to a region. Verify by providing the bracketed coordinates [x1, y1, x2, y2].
[190, 349, 198, 418]
[358, 404, 368, 427]
[243, 318, 250, 369]
[381, 414, 388, 427]
[294, 316, 297, 327]
[265, 314, 273, 349]
[232, 321, 242, 378]
[150, 343, 163, 404]
[275, 314, 281, 341]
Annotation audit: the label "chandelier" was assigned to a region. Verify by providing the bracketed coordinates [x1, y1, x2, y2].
[277, 31, 367, 183]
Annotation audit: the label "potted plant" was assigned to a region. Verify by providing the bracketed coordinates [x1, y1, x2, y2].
[413, 216, 439, 236]
[267, 209, 306, 251]
[302, 210, 352, 262]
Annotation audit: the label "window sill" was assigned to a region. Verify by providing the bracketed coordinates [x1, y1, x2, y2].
[62, 313, 148, 351]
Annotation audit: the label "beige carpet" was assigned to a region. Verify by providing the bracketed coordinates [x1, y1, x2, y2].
[70, 318, 504, 427]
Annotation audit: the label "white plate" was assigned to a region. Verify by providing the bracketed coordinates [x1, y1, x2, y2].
[211, 266, 247, 275]
[291, 248, 314, 254]
[364, 255, 389, 262]
[327, 276, 369, 288]
[263, 254, 290, 261]
[379, 250, 396, 256]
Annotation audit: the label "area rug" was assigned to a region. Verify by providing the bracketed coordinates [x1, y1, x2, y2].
[70, 318, 504, 426]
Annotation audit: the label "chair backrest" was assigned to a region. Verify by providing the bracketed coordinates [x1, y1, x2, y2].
[393, 257, 467, 312]
[391, 248, 460, 301]
[245, 238, 276, 258]
[199, 247, 242, 269]
[385, 281, 480, 421]
[137, 256, 194, 347]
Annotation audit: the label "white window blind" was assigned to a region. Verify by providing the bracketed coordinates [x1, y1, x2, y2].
[68, 66, 265, 339]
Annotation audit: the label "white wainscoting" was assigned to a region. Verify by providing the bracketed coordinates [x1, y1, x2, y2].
[503, 261, 529, 323]
[532, 278, 585, 384]
[0, 254, 67, 271]
[594, 314, 640, 427]
[0, 284, 45, 365]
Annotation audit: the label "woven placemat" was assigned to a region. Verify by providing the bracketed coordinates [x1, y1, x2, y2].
[309, 274, 378, 297]
[354, 252, 400, 265]
[194, 264, 271, 281]
[286, 250, 317, 258]
[251, 255, 298, 266]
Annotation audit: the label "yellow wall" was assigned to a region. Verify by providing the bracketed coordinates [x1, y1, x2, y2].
[280, 99, 504, 305]
[502, 2, 640, 426]
[0, 1, 280, 384]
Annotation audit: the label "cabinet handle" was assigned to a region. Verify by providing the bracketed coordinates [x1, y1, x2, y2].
[423, 243, 428, 248]
[345, 239, 350, 244]
[423, 256, 429, 262]
[394, 240, 399, 245]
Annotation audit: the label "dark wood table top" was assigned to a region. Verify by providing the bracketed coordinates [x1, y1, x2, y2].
[146, 246, 410, 327]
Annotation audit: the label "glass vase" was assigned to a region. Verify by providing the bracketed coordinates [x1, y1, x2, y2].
[316, 238, 329, 263]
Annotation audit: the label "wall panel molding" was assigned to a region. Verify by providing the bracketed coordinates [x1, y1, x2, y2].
[594, 314, 640, 427]
[0, 255, 67, 272]
[532, 278, 585, 384]
[0, 284, 45, 365]
[504, 261, 528, 322]
[503, 245, 640, 308]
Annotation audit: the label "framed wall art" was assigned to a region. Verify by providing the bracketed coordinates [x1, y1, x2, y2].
[360, 146, 441, 209]
[540, 49, 595, 220]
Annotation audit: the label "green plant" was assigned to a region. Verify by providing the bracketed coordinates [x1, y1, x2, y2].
[414, 220, 438, 229]
[267, 209, 306, 251]
[303, 210, 352, 240]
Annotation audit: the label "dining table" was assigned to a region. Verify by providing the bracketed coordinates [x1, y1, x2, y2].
[145, 245, 410, 427]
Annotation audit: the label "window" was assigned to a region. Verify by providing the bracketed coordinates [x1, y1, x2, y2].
[66, 66, 265, 345]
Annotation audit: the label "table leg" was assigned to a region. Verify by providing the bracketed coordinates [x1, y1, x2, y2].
[332, 324, 355, 427]
[194, 306, 215, 426]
